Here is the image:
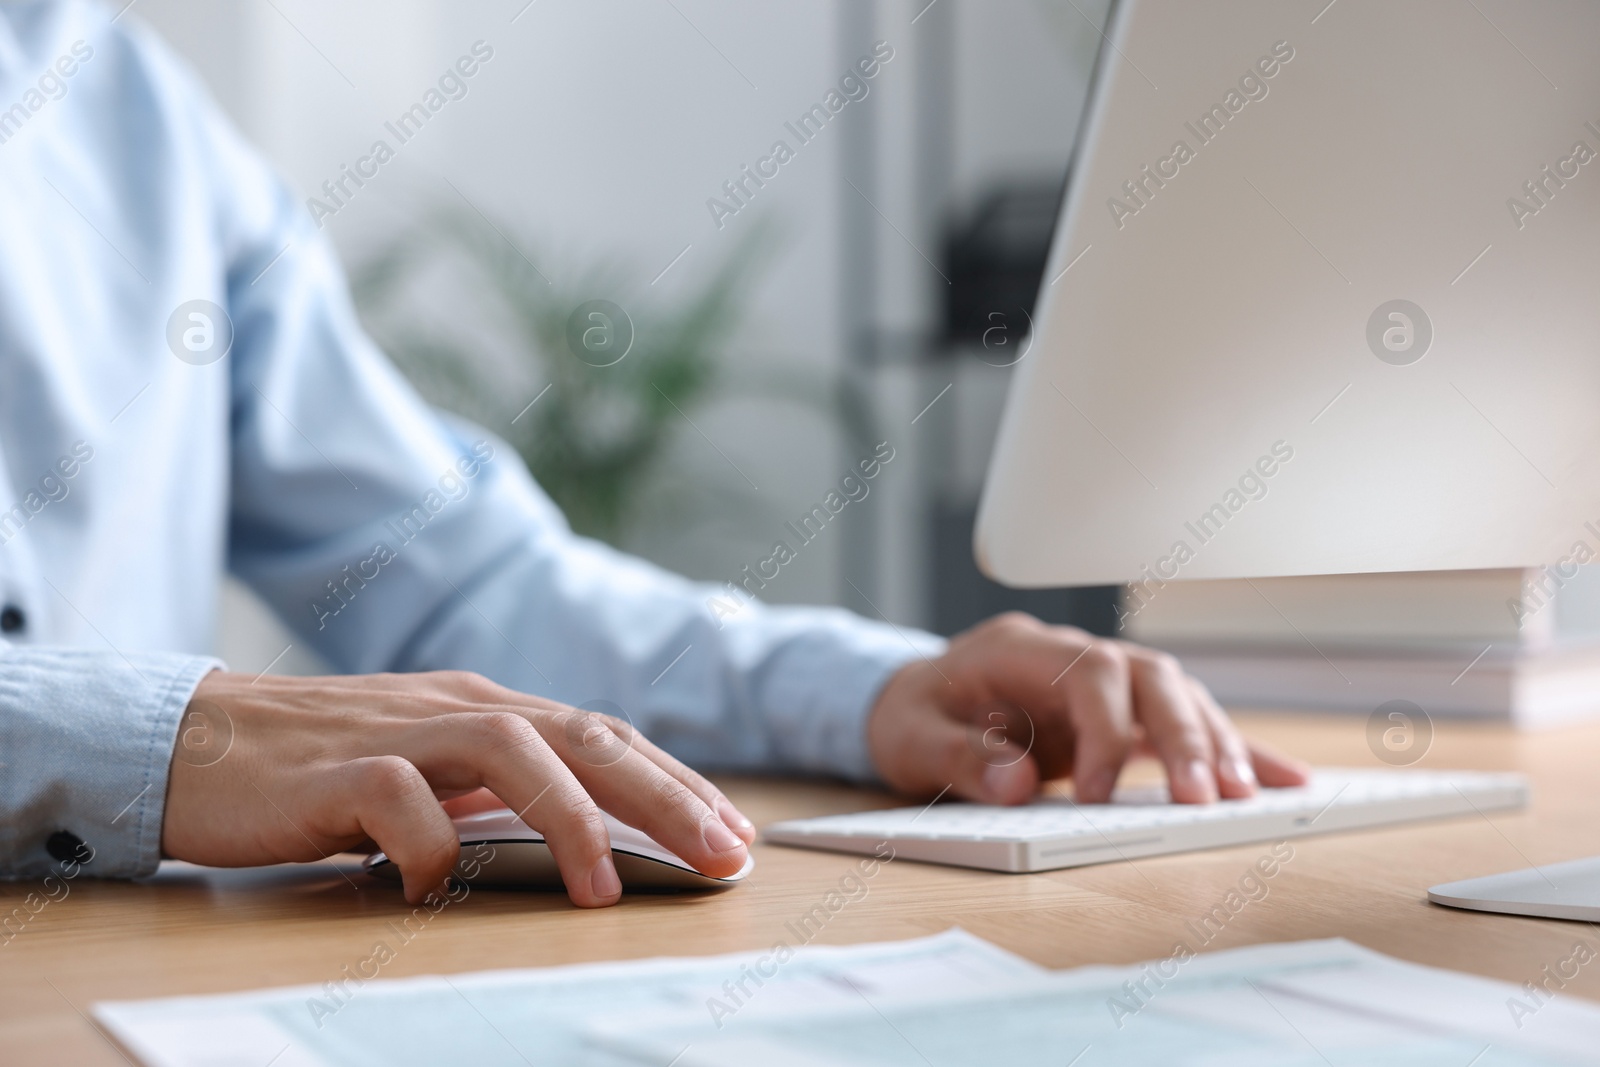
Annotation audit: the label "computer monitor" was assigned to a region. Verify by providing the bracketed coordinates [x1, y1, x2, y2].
[976, 0, 1600, 588]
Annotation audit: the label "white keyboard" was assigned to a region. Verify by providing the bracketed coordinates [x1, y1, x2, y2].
[763, 768, 1529, 873]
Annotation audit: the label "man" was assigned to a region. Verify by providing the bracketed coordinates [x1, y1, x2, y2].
[0, 2, 1305, 908]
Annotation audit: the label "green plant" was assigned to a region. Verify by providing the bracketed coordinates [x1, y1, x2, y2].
[352, 206, 853, 548]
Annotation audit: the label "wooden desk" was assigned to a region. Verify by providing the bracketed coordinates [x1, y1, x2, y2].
[4, 712, 1599, 1062]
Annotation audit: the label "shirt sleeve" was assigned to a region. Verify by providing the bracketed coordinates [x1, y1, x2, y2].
[0, 645, 219, 879]
[181, 44, 945, 782]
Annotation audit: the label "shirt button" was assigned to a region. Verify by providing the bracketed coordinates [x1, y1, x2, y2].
[46, 831, 90, 864]
[0, 605, 22, 633]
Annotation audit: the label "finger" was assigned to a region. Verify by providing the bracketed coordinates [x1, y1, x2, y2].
[895, 708, 1040, 805]
[1248, 737, 1312, 788]
[581, 717, 757, 844]
[539, 714, 748, 877]
[1055, 641, 1137, 803]
[1125, 649, 1218, 803]
[440, 787, 506, 817]
[329, 756, 460, 905]
[401, 712, 622, 908]
[940, 615, 1135, 802]
[1188, 679, 1258, 799]
[1181, 678, 1311, 788]
[392, 675, 760, 846]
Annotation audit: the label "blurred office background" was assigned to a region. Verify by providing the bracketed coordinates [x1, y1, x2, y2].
[133, 0, 1117, 674]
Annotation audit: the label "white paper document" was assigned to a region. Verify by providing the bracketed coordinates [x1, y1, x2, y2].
[587, 938, 1600, 1066]
[96, 931, 1600, 1066]
[93, 929, 1041, 1067]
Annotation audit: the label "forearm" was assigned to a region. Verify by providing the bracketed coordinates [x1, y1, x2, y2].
[391, 526, 946, 781]
[231, 399, 946, 780]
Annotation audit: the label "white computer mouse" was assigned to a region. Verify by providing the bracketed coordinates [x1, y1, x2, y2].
[363, 806, 753, 892]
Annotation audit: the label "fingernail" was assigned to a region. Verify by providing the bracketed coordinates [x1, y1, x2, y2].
[717, 798, 756, 841]
[590, 854, 621, 899]
[1179, 759, 1217, 802]
[1223, 756, 1257, 788]
[703, 818, 745, 854]
[982, 764, 1015, 802]
[1077, 768, 1119, 803]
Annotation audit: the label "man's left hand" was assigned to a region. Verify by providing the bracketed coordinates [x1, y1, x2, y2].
[867, 613, 1309, 805]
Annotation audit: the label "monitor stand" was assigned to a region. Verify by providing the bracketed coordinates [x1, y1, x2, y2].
[1429, 857, 1600, 922]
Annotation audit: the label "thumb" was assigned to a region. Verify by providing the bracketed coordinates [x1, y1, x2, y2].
[897, 713, 1041, 806]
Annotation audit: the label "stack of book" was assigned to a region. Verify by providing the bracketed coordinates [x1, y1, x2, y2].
[1122, 569, 1600, 726]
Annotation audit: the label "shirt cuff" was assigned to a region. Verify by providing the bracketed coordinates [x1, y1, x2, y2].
[761, 618, 947, 783]
[0, 648, 221, 880]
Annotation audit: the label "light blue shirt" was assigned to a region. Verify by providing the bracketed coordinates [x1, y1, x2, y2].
[0, 1, 940, 881]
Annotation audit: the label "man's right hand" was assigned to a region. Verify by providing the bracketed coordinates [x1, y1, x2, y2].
[161, 670, 755, 908]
